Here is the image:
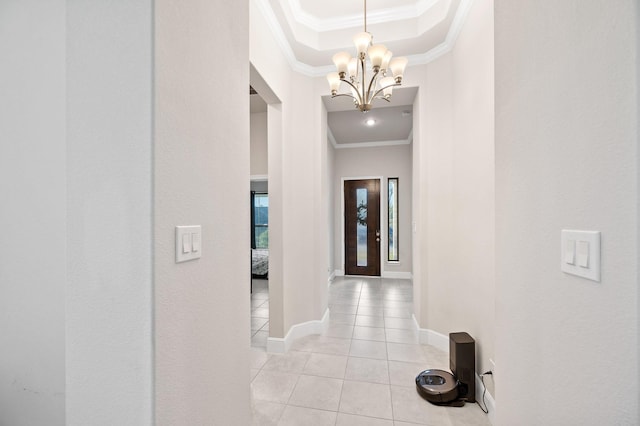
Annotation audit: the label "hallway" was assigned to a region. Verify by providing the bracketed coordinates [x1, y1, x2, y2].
[250, 277, 491, 425]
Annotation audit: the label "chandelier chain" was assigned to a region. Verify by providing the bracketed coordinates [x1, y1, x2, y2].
[364, 0, 367, 33]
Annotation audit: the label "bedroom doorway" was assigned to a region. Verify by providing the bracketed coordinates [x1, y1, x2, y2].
[249, 82, 270, 349]
[250, 63, 285, 352]
[344, 179, 381, 276]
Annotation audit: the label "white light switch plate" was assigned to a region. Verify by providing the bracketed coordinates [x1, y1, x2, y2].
[561, 230, 600, 282]
[176, 225, 202, 263]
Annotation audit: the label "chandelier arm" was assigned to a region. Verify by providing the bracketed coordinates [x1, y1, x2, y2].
[371, 96, 391, 103]
[340, 77, 365, 106]
[360, 58, 367, 106]
[370, 82, 401, 101]
[331, 93, 359, 102]
[365, 68, 381, 105]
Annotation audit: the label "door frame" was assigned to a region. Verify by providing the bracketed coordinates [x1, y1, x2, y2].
[341, 176, 385, 277]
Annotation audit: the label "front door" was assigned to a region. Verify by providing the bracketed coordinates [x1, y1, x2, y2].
[344, 179, 381, 276]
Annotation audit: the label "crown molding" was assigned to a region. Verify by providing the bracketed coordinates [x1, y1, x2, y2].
[327, 119, 413, 151]
[333, 138, 412, 150]
[285, 0, 440, 33]
[255, 0, 311, 74]
[255, 0, 474, 78]
[406, 0, 473, 65]
[328, 126, 412, 150]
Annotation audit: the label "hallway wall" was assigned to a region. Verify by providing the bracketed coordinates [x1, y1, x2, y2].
[2, 1, 156, 425]
[327, 131, 337, 276]
[153, 1, 251, 424]
[0, 1, 66, 424]
[250, 0, 331, 339]
[66, 1, 154, 424]
[250, 111, 268, 176]
[495, 1, 639, 424]
[411, 0, 496, 387]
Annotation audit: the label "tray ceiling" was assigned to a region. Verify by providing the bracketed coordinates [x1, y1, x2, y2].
[258, 0, 470, 74]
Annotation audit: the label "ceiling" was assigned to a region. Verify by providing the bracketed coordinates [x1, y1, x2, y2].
[250, 85, 417, 146]
[324, 86, 417, 146]
[259, 0, 469, 73]
[252, 0, 471, 146]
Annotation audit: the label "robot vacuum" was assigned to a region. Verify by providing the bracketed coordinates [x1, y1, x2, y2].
[415, 369, 460, 405]
[415, 332, 476, 406]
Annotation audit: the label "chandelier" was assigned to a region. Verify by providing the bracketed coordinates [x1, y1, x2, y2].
[326, 0, 408, 112]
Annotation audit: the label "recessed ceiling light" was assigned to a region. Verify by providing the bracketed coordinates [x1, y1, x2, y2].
[365, 118, 376, 126]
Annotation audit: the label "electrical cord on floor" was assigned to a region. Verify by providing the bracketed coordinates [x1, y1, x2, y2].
[476, 371, 492, 414]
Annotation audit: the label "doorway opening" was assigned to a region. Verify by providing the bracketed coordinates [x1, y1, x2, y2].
[249, 87, 270, 348]
[249, 63, 284, 352]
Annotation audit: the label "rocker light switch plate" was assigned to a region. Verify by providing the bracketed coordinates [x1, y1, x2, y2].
[176, 225, 202, 263]
[561, 230, 600, 282]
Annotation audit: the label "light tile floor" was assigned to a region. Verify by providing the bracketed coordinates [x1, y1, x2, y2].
[250, 276, 491, 426]
[251, 279, 270, 349]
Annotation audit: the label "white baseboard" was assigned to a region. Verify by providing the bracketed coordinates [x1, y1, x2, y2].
[381, 271, 413, 279]
[267, 308, 330, 353]
[412, 315, 449, 352]
[328, 271, 336, 287]
[335, 269, 412, 280]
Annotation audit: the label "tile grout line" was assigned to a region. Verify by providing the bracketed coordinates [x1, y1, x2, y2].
[334, 374, 346, 425]
[383, 291, 397, 423]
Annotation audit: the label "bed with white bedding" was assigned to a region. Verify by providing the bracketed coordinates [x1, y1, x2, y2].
[251, 248, 269, 277]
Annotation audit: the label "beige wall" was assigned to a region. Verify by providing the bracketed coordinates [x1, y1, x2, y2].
[1, 1, 66, 424]
[327, 132, 337, 275]
[154, 0, 251, 424]
[333, 144, 413, 276]
[446, 0, 495, 378]
[66, 1, 155, 423]
[495, 1, 638, 424]
[3, 1, 155, 424]
[4, 1, 165, 424]
[250, 111, 268, 176]
[412, 0, 496, 394]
